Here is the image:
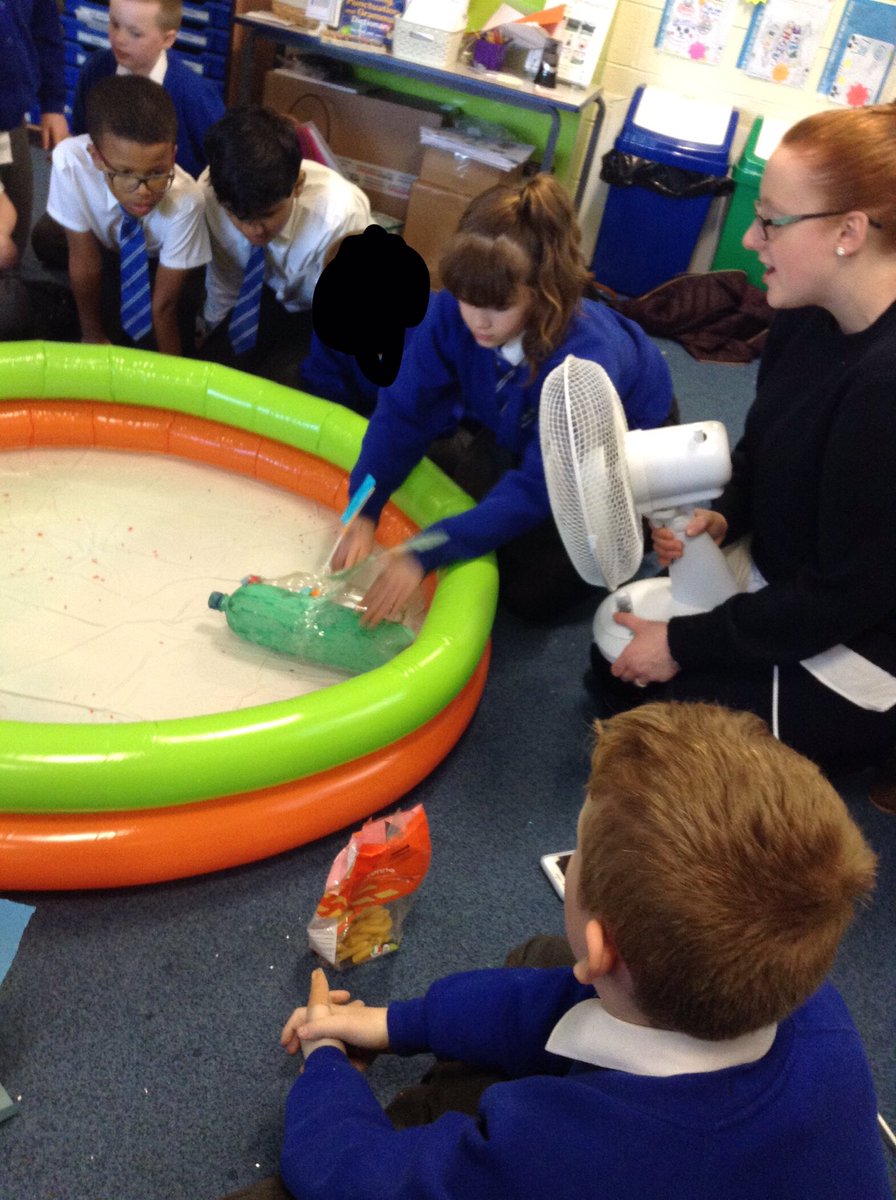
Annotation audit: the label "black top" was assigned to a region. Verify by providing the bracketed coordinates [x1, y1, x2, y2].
[668, 301, 896, 673]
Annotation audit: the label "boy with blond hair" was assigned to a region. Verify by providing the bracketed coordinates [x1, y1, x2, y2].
[72, 0, 223, 180]
[275, 702, 890, 1200]
[31, 0, 223, 268]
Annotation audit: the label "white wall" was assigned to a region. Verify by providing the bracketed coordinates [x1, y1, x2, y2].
[576, 0, 896, 267]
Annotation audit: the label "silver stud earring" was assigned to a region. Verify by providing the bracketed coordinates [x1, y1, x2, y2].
[836, 246, 846, 257]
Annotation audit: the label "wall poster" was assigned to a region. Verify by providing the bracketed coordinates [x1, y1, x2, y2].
[655, 0, 739, 64]
[818, 0, 896, 105]
[737, 0, 834, 86]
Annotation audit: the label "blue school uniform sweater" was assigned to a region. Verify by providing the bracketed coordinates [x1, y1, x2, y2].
[348, 290, 673, 573]
[71, 49, 224, 180]
[0, 0, 65, 132]
[281, 969, 891, 1200]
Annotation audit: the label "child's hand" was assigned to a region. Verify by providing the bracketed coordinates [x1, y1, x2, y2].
[359, 553, 424, 628]
[652, 508, 727, 568]
[330, 515, 376, 573]
[282, 971, 390, 1064]
[281, 968, 350, 1061]
[281, 968, 389, 1067]
[40, 113, 69, 155]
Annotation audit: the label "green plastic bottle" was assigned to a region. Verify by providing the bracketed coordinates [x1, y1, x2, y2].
[208, 581, 414, 675]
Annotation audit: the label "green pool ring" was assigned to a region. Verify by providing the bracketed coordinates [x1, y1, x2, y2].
[0, 341, 498, 814]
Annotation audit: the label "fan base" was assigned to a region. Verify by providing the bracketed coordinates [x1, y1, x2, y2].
[593, 577, 705, 663]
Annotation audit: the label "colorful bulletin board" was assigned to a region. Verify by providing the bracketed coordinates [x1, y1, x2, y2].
[818, 0, 896, 104]
[738, 0, 834, 86]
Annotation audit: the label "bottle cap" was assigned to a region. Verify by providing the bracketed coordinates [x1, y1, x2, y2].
[208, 591, 226, 610]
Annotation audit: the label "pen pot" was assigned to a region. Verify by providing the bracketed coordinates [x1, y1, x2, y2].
[473, 37, 507, 71]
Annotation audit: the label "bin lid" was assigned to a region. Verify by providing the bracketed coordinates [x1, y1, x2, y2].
[754, 116, 791, 161]
[734, 115, 793, 182]
[618, 86, 738, 174]
[631, 86, 735, 147]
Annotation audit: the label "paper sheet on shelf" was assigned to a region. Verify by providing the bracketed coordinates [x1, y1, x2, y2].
[482, 3, 526, 30]
[403, 0, 468, 31]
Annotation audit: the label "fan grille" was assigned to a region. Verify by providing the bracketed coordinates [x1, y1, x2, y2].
[539, 356, 643, 591]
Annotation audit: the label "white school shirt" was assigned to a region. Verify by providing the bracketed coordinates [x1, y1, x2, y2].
[200, 160, 371, 329]
[117, 50, 168, 84]
[46, 134, 211, 269]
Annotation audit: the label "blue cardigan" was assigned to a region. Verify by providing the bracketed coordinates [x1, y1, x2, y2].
[281, 969, 891, 1200]
[71, 49, 224, 180]
[348, 290, 674, 573]
[0, 0, 65, 131]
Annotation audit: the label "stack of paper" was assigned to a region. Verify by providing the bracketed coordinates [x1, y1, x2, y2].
[421, 125, 536, 170]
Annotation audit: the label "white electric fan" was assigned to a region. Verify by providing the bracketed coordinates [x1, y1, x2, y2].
[540, 355, 740, 661]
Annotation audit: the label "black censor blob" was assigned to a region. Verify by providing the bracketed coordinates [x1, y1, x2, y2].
[311, 224, 430, 388]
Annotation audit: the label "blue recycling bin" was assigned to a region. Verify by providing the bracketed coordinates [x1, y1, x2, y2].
[592, 86, 738, 297]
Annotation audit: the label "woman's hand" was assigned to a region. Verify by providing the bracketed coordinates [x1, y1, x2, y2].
[610, 614, 680, 686]
[330, 515, 376, 573]
[360, 553, 424, 628]
[652, 509, 728, 568]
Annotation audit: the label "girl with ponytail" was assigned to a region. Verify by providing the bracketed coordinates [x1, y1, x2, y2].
[331, 173, 673, 623]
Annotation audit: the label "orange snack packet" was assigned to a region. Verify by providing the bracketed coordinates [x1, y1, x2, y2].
[307, 804, 431, 969]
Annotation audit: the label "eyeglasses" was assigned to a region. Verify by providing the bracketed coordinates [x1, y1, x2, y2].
[93, 144, 175, 195]
[752, 199, 883, 241]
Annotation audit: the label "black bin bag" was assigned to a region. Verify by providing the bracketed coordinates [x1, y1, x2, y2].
[600, 148, 734, 200]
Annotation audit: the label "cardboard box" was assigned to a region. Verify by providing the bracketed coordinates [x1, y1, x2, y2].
[418, 144, 527, 198]
[401, 180, 472, 290]
[263, 69, 450, 218]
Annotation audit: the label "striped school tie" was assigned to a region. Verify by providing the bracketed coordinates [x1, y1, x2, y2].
[119, 210, 153, 342]
[229, 243, 266, 355]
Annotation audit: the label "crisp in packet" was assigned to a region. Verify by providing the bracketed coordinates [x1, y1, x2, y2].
[307, 804, 431, 969]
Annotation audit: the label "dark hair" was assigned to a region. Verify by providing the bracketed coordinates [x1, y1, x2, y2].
[781, 103, 896, 250]
[205, 106, 303, 220]
[85, 74, 177, 147]
[439, 173, 591, 367]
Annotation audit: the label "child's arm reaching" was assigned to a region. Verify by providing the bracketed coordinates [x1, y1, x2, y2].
[357, 554, 424, 627]
[329, 515, 377, 574]
[151, 264, 187, 356]
[67, 228, 109, 343]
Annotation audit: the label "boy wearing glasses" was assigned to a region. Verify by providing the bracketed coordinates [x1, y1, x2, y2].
[46, 74, 210, 355]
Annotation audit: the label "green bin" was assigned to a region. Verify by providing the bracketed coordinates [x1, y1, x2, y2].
[711, 117, 789, 288]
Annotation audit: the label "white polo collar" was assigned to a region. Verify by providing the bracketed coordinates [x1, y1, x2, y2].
[546, 997, 777, 1077]
[116, 51, 168, 85]
[497, 334, 525, 365]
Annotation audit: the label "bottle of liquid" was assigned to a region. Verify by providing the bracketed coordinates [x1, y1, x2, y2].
[535, 38, 560, 88]
[208, 581, 414, 675]
[242, 570, 368, 614]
